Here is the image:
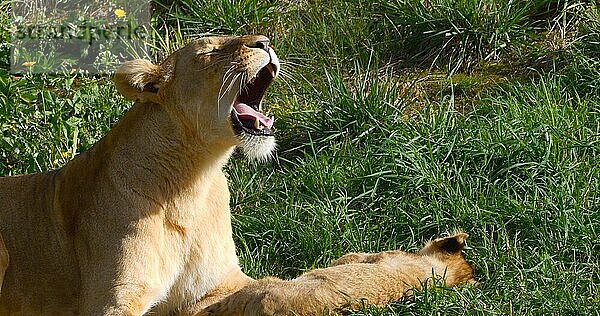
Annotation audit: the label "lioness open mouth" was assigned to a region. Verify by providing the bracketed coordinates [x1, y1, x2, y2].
[231, 63, 277, 136]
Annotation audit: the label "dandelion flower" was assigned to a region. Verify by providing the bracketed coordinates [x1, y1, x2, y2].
[114, 9, 126, 18]
[22, 61, 36, 67]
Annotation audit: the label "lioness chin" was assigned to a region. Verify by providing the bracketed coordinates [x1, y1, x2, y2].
[0, 35, 278, 315]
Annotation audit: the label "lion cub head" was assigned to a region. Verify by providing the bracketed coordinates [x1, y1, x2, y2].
[114, 35, 279, 161]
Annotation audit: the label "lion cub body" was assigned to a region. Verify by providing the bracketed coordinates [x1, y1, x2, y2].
[204, 233, 476, 316]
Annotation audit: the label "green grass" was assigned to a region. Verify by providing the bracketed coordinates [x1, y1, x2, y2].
[1, 0, 599, 314]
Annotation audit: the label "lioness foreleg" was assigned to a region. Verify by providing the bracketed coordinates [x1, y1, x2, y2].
[77, 234, 174, 315]
[178, 269, 254, 316]
[80, 281, 165, 316]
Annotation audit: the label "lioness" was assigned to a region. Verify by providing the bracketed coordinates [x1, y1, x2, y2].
[0, 35, 475, 315]
[0, 35, 277, 315]
[201, 233, 476, 316]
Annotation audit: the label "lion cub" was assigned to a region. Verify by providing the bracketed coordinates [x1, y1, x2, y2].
[202, 233, 476, 316]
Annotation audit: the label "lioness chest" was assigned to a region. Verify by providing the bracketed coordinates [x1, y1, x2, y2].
[144, 173, 241, 312]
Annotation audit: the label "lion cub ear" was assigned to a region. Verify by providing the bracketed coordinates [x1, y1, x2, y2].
[420, 232, 468, 256]
[114, 59, 164, 102]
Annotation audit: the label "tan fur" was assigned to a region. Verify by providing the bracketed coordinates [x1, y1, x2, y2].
[0, 35, 475, 316]
[0, 35, 277, 315]
[202, 233, 476, 316]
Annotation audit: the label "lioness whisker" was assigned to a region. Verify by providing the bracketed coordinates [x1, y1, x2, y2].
[277, 70, 295, 82]
[238, 73, 247, 96]
[223, 73, 242, 98]
[218, 65, 238, 102]
[215, 65, 236, 122]
[279, 60, 304, 67]
[217, 69, 244, 120]
[220, 69, 241, 99]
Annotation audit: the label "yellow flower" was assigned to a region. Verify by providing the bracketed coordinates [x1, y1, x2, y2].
[22, 61, 36, 67]
[114, 9, 126, 18]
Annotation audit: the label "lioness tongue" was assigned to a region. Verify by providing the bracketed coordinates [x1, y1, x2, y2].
[233, 103, 273, 129]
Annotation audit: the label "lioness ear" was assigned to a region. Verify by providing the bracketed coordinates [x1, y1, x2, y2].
[114, 59, 163, 101]
[420, 232, 468, 255]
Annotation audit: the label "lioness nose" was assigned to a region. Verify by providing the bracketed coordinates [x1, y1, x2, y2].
[245, 39, 270, 52]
